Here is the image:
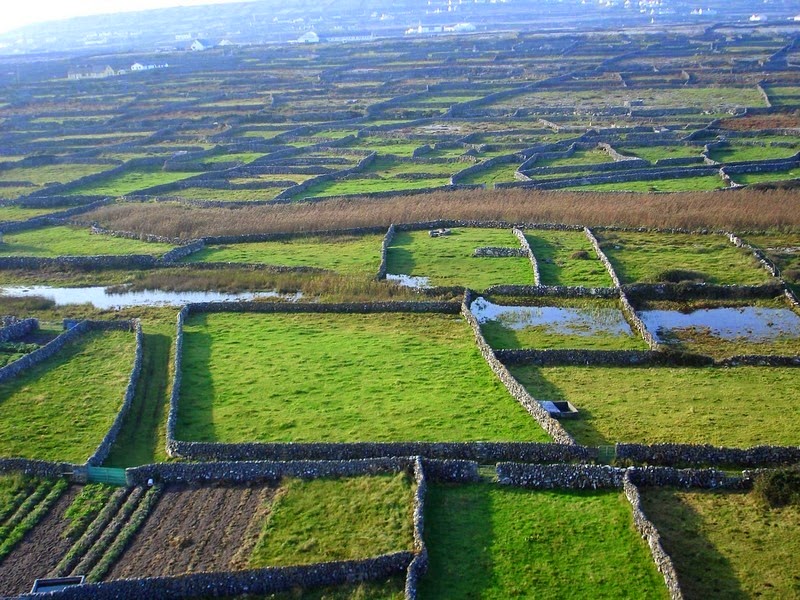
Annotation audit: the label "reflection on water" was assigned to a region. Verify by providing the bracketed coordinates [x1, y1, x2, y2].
[386, 273, 431, 288]
[0, 286, 300, 309]
[470, 297, 634, 337]
[640, 306, 800, 342]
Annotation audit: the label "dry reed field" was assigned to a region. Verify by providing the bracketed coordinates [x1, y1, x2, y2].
[87, 188, 800, 238]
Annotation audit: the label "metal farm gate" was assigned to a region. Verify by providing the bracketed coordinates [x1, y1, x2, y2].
[86, 466, 127, 486]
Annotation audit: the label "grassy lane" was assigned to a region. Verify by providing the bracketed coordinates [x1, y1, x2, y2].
[524, 229, 613, 287]
[104, 317, 175, 467]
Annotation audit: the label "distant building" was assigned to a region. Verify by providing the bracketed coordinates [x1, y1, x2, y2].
[130, 62, 146, 71]
[296, 31, 320, 44]
[190, 39, 213, 51]
[67, 65, 116, 80]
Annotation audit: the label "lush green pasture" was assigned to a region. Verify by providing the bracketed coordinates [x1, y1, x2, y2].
[297, 176, 450, 199]
[170, 187, 283, 202]
[731, 167, 800, 185]
[0, 206, 62, 221]
[66, 168, 202, 196]
[569, 175, 727, 192]
[618, 145, 703, 163]
[419, 483, 668, 599]
[510, 365, 800, 447]
[250, 474, 414, 567]
[364, 157, 458, 177]
[460, 161, 521, 187]
[524, 229, 613, 287]
[386, 228, 535, 289]
[178, 312, 548, 443]
[537, 149, 614, 168]
[597, 231, 768, 285]
[0, 225, 174, 257]
[479, 298, 647, 351]
[0, 329, 136, 462]
[0, 163, 113, 186]
[185, 234, 383, 276]
[708, 145, 799, 163]
[641, 489, 800, 599]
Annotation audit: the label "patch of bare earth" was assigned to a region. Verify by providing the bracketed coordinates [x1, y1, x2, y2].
[0, 485, 80, 596]
[106, 483, 277, 580]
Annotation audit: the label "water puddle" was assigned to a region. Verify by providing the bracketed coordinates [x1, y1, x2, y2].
[640, 306, 800, 342]
[386, 273, 431, 288]
[0, 286, 300, 309]
[470, 297, 634, 336]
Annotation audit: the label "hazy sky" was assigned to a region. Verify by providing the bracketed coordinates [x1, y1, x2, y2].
[1, 0, 256, 34]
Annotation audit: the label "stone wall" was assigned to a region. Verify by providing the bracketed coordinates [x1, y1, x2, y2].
[0, 254, 159, 271]
[14, 554, 414, 600]
[0, 458, 78, 479]
[160, 240, 206, 263]
[624, 281, 785, 302]
[461, 290, 575, 445]
[584, 227, 659, 350]
[496, 463, 747, 490]
[0, 318, 38, 343]
[271, 151, 376, 203]
[472, 247, 527, 258]
[166, 439, 597, 463]
[486, 284, 618, 298]
[512, 227, 540, 285]
[496, 349, 713, 367]
[617, 443, 800, 468]
[376, 224, 396, 280]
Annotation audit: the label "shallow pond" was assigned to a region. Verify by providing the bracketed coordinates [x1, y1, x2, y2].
[0, 286, 299, 309]
[386, 273, 431, 288]
[640, 306, 800, 342]
[470, 297, 634, 337]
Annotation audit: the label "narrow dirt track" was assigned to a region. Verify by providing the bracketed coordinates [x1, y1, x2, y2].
[106, 483, 276, 580]
[0, 485, 80, 596]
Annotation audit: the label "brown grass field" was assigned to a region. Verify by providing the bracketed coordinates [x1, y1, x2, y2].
[87, 188, 800, 238]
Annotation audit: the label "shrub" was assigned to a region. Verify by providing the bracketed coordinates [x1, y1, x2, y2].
[570, 250, 590, 260]
[753, 468, 800, 508]
[655, 269, 707, 283]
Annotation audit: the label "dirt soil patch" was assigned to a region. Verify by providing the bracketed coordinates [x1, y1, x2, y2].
[0, 485, 80, 596]
[106, 483, 277, 580]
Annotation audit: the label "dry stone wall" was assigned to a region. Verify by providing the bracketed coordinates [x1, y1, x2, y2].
[0, 318, 38, 343]
[461, 290, 575, 445]
[512, 227, 540, 285]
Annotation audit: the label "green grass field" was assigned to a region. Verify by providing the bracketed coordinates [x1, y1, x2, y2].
[185, 234, 383, 276]
[617, 146, 703, 163]
[731, 167, 800, 185]
[177, 312, 549, 443]
[296, 176, 450, 199]
[0, 163, 114, 186]
[0, 225, 174, 257]
[386, 228, 535, 289]
[537, 149, 614, 168]
[460, 162, 521, 187]
[0, 329, 136, 462]
[418, 483, 668, 599]
[524, 229, 613, 287]
[641, 488, 800, 599]
[66, 168, 202, 196]
[250, 474, 414, 567]
[510, 365, 800, 447]
[708, 145, 799, 164]
[0, 206, 65, 221]
[597, 231, 769, 285]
